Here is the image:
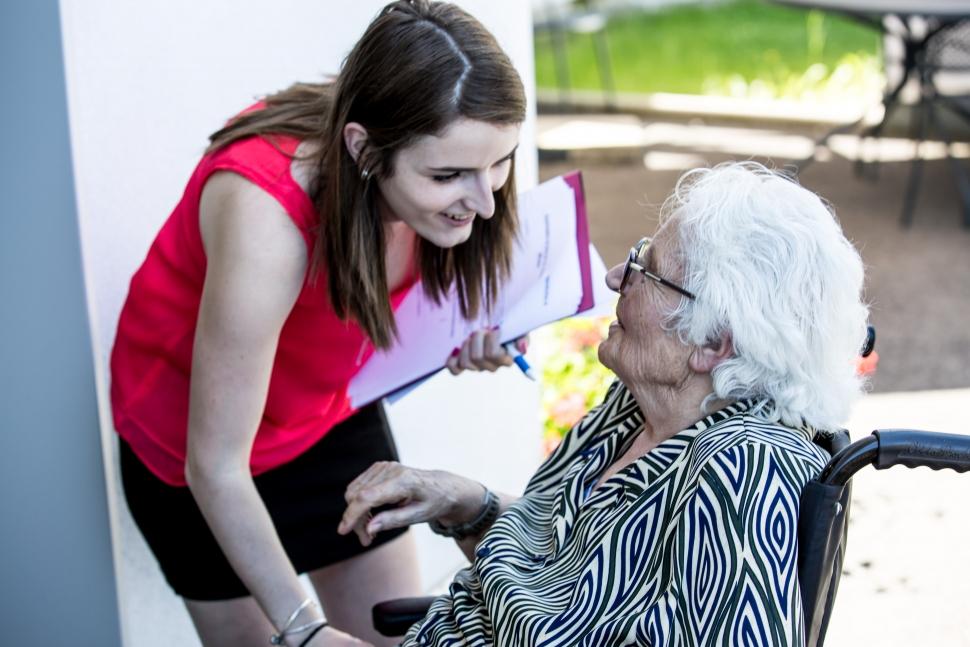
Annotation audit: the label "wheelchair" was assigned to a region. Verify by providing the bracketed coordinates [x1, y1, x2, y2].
[372, 429, 970, 645]
[372, 329, 970, 645]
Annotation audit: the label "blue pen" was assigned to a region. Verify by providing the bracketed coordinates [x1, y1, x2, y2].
[503, 342, 536, 381]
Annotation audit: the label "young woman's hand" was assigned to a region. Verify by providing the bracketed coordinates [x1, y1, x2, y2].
[338, 461, 485, 547]
[446, 329, 528, 375]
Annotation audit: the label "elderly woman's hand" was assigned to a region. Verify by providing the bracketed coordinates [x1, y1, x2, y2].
[338, 461, 486, 547]
[446, 329, 529, 375]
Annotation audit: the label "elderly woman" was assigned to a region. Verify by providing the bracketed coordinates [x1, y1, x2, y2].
[339, 162, 868, 646]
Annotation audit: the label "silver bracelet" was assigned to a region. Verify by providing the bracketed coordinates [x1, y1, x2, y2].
[429, 487, 500, 540]
[270, 598, 325, 645]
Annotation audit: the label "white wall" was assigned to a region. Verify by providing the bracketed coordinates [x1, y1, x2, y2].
[60, 2, 539, 644]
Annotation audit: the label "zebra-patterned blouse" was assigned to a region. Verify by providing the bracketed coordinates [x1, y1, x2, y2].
[402, 382, 829, 646]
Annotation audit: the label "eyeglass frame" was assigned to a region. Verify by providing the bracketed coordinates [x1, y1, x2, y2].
[619, 237, 696, 300]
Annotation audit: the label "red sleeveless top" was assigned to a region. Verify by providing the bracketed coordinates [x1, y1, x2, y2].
[110, 133, 417, 486]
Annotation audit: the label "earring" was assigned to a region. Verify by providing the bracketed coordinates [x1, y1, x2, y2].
[360, 167, 370, 181]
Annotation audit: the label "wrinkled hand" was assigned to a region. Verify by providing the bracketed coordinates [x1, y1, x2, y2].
[338, 461, 483, 547]
[446, 329, 528, 375]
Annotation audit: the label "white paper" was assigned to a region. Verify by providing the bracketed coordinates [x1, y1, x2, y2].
[348, 173, 608, 407]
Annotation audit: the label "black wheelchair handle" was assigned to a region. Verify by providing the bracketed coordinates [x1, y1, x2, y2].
[873, 429, 970, 474]
[818, 429, 970, 486]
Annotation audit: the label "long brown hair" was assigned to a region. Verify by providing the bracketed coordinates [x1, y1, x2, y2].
[207, 1, 526, 349]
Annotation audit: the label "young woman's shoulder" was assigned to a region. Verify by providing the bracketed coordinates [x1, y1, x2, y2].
[198, 171, 307, 312]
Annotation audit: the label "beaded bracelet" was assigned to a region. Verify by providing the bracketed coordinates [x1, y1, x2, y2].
[429, 487, 499, 540]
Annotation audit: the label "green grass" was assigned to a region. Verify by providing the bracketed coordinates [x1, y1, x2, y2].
[534, 0, 883, 101]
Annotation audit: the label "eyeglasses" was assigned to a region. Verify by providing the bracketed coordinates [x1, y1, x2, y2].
[620, 237, 696, 300]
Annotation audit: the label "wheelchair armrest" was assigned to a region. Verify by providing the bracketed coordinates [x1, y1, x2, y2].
[372, 596, 437, 637]
[873, 429, 970, 473]
[819, 429, 970, 485]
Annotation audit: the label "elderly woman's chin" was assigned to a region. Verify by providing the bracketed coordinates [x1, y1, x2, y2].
[597, 321, 622, 373]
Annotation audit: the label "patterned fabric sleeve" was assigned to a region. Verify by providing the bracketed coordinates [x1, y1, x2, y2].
[642, 442, 814, 647]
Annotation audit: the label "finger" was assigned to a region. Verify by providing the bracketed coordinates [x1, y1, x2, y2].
[340, 483, 396, 535]
[337, 503, 375, 545]
[515, 334, 529, 354]
[350, 495, 420, 545]
[344, 463, 393, 507]
[446, 347, 462, 375]
[344, 461, 395, 503]
[466, 329, 500, 371]
[340, 470, 412, 535]
[341, 489, 390, 535]
[467, 330, 502, 372]
[344, 464, 380, 500]
[353, 522, 373, 547]
[338, 500, 372, 537]
[458, 334, 476, 371]
[484, 329, 513, 368]
[368, 501, 431, 534]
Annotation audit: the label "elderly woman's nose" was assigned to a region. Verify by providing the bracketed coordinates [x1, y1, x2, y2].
[606, 263, 624, 291]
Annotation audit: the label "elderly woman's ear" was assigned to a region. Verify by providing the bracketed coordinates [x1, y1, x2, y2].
[688, 333, 733, 374]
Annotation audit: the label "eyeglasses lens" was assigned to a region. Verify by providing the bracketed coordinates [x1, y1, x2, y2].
[621, 238, 650, 292]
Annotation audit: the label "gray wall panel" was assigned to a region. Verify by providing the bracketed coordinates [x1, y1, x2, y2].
[0, 1, 122, 644]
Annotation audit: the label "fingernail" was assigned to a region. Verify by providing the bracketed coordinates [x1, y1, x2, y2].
[516, 339, 528, 353]
[450, 347, 460, 357]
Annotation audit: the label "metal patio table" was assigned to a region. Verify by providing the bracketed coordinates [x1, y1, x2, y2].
[776, 0, 970, 226]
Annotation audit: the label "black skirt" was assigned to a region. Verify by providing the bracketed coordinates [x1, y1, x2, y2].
[120, 402, 407, 600]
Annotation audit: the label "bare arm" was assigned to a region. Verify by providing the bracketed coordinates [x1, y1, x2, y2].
[338, 462, 518, 562]
[185, 173, 353, 645]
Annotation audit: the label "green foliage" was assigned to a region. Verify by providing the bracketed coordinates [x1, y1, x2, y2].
[534, 0, 882, 101]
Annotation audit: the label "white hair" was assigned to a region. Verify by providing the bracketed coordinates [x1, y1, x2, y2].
[663, 161, 869, 431]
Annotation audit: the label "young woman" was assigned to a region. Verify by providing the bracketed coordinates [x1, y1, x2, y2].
[109, 2, 526, 645]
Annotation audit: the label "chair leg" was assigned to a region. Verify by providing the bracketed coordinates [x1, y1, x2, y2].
[934, 96, 970, 228]
[551, 19, 571, 107]
[795, 116, 867, 173]
[591, 28, 616, 111]
[901, 98, 930, 227]
[949, 155, 970, 228]
[856, 53, 915, 180]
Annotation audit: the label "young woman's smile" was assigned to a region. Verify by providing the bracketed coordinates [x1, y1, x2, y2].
[376, 118, 520, 247]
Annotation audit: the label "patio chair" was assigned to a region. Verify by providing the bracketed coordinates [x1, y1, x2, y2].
[889, 18, 970, 227]
[533, 0, 616, 111]
[372, 430, 970, 645]
[789, 7, 970, 228]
